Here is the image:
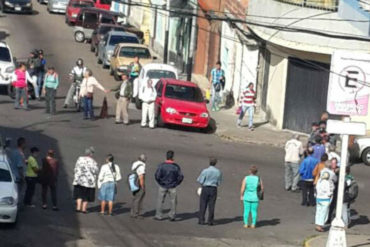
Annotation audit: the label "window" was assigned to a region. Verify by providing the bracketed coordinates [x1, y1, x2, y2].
[101, 16, 115, 24]
[165, 84, 203, 102]
[98, 26, 113, 35]
[146, 70, 176, 80]
[108, 35, 139, 46]
[0, 168, 12, 182]
[100, 0, 111, 4]
[71, 1, 94, 8]
[0, 47, 11, 62]
[84, 12, 98, 24]
[119, 47, 151, 58]
[156, 81, 163, 97]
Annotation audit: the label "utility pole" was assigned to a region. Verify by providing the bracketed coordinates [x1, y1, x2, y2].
[163, 0, 170, 63]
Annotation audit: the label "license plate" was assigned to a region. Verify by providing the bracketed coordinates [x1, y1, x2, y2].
[15, 6, 21, 11]
[182, 117, 192, 124]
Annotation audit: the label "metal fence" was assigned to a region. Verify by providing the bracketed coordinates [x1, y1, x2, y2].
[275, 0, 338, 11]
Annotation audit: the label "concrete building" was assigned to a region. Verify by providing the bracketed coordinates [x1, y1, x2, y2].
[247, 0, 370, 132]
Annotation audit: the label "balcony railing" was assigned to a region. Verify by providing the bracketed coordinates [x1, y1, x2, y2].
[275, 0, 338, 11]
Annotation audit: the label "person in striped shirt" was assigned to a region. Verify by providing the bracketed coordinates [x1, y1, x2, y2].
[237, 83, 256, 130]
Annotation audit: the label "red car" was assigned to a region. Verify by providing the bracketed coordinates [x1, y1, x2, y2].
[155, 79, 210, 129]
[94, 0, 111, 10]
[65, 0, 94, 25]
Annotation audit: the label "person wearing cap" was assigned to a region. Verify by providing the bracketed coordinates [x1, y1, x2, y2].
[140, 78, 157, 129]
[130, 154, 147, 218]
[40, 149, 59, 210]
[24, 147, 40, 207]
[72, 147, 99, 213]
[111, 73, 132, 125]
[315, 171, 334, 232]
[284, 134, 304, 192]
[299, 147, 319, 206]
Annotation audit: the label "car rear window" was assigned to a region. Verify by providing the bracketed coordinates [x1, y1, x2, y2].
[109, 35, 139, 46]
[0, 47, 11, 62]
[119, 47, 151, 59]
[101, 16, 115, 24]
[0, 168, 12, 182]
[71, 1, 94, 7]
[147, 70, 176, 80]
[165, 84, 204, 103]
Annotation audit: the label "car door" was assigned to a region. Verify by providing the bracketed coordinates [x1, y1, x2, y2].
[155, 80, 164, 116]
[111, 45, 119, 70]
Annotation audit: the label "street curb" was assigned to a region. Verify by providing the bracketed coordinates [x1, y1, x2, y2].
[216, 132, 286, 148]
[303, 235, 321, 247]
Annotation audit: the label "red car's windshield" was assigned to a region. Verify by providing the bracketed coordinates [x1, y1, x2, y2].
[165, 84, 204, 103]
[70, 1, 94, 7]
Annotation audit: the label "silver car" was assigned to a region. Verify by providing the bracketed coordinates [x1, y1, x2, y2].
[97, 30, 139, 68]
[351, 136, 370, 166]
[47, 0, 68, 13]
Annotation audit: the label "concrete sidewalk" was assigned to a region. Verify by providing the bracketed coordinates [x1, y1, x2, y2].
[305, 234, 370, 247]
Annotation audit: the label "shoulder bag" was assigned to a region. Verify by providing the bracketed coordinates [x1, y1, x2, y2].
[257, 176, 264, 200]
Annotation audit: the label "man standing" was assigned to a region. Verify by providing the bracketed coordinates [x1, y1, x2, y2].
[130, 154, 147, 218]
[299, 147, 319, 206]
[154, 150, 184, 221]
[140, 79, 157, 129]
[284, 135, 304, 192]
[64, 58, 86, 108]
[35, 50, 46, 97]
[129, 56, 142, 82]
[24, 147, 40, 207]
[237, 83, 256, 130]
[9, 137, 27, 198]
[111, 73, 132, 125]
[209, 61, 225, 112]
[197, 157, 222, 226]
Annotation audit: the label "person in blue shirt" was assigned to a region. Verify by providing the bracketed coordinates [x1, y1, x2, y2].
[209, 61, 225, 112]
[299, 147, 319, 206]
[197, 157, 222, 226]
[9, 137, 27, 197]
[312, 136, 326, 161]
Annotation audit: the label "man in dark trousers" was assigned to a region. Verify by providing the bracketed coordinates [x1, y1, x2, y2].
[197, 157, 222, 226]
[154, 150, 184, 221]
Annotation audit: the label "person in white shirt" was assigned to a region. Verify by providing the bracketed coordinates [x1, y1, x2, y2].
[130, 154, 146, 218]
[79, 69, 108, 120]
[284, 134, 304, 192]
[98, 154, 122, 216]
[64, 58, 86, 108]
[140, 79, 157, 129]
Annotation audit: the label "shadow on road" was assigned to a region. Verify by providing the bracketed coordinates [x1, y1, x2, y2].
[257, 218, 281, 227]
[0, 126, 82, 247]
[214, 216, 243, 225]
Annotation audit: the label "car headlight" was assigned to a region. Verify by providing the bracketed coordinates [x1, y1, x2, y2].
[25, 2, 32, 6]
[200, 112, 209, 118]
[71, 13, 77, 17]
[106, 50, 113, 58]
[5, 66, 15, 73]
[119, 65, 128, 70]
[0, 197, 15, 206]
[4, 1, 14, 7]
[166, 107, 177, 114]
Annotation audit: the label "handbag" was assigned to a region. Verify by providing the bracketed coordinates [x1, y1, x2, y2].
[257, 176, 264, 200]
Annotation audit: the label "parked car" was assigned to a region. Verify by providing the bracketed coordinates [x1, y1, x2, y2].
[133, 63, 178, 109]
[0, 148, 18, 224]
[90, 23, 144, 53]
[154, 79, 210, 130]
[65, 0, 94, 25]
[93, 0, 110, 10]
[73, 7, 118, 43]
[352, 136, 370, 166]
[47, 0, 68, 14]
[0, 0, 32, 14]
[110, 43, 156, 81]
[0, 42, 16, 98]
[97, 30, 139, 68]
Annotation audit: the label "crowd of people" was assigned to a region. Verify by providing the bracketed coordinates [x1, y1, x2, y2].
[284, 112, 359, 232]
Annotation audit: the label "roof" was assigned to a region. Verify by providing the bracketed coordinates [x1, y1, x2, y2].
[107, 30, 138, 38]
[117, 43, 149, 48]
[0, 41, 9, 48]
[162, 78, 197, 87]
[143, 63, 177, 73]
[80, 7, 119, 16]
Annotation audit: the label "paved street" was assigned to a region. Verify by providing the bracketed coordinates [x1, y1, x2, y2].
[0, 3, 369, 247]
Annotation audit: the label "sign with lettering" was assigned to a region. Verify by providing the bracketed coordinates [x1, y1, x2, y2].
[327, 51, 370, 116]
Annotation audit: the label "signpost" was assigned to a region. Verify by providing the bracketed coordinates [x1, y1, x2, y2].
[326, 50, 369, 247]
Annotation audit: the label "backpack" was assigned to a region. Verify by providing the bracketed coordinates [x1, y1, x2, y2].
[344, 178, 358, 203]
[127, 164, 143, 192]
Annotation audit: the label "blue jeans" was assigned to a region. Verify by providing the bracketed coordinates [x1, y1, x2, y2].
[15, 87, 28, 109]
[237, 105, 254, 128]
[83, 96, 94, 119]
[37, 71, 44, 96]
[211, 84, 221, 109]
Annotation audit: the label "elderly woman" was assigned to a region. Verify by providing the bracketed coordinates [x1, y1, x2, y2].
[97, 154, 122, 215]
[240, 165, 264, 229]
[315, 171, 334, 232]
[73, 147, 99, 213]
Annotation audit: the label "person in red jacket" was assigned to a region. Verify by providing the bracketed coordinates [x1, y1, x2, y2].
[12, 63, 31, 110]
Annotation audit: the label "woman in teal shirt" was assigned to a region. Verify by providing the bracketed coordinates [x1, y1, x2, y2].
[43, 67, 59, 115]
[240, 165, 264, 228]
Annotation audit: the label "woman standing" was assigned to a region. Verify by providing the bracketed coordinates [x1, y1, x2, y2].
[73, 147, 99, 213]
[43, 67, 59, 115]
[79, 69, 108, 120]
[97, 154, 122, 215]
[40, 149, 59, 210]
[240, 165, 264, 228]
[315, 171, 334, 232]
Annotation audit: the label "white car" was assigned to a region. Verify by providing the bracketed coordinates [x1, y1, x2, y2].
[133, 63, 178, 109]
[0, 149, 18, 224]
[353, 136, 370, 166]
[0, 42, 15, 95]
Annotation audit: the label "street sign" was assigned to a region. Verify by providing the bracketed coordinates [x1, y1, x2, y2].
[327, 120, 367, 135]
[327, 51, 370, 116]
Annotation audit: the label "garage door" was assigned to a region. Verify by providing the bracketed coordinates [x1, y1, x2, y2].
[283, 58, 330, 133]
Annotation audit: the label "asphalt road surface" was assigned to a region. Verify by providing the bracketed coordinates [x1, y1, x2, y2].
[0, 3, 369, 247]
